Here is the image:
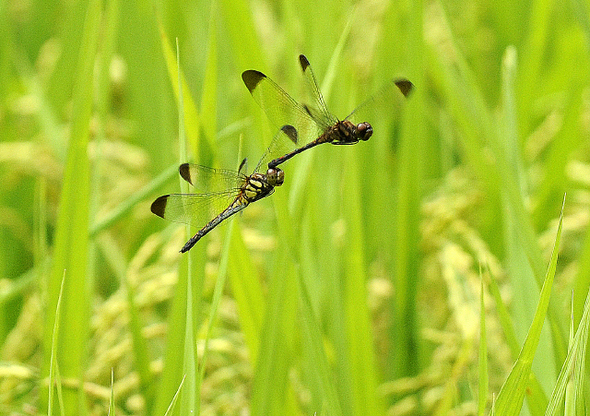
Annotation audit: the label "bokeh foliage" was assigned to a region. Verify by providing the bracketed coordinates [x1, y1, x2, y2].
[1, 0, 590, 414]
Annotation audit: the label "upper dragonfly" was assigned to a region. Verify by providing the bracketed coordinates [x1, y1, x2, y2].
[151, 126, 294, 253]
[242, 54, 413, 169]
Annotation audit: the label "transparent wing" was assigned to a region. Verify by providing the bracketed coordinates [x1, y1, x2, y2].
[242, 70, 324, 147]
[252, 125, 300, 173]
[151, 163, 248, 228]
[298, 55, 338, 128]
[179, 163, 245, 194]
[345, 78, 414, 126]
[150, 189, 243, 228]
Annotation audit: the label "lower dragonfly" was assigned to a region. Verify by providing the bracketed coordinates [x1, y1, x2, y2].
[150, 126, 294, 253]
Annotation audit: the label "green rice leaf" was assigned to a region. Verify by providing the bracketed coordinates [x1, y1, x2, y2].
[478, 277, 488, 415]
[45, 1, 102, 413]
[493, 199, 564, 414]
[546, 284, 590, 415]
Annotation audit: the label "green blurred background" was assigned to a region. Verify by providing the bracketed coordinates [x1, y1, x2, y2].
[1, 0, 590, 414]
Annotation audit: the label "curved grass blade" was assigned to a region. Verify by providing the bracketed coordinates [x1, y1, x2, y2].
[45, 1, 101, 413]
[163, 375, 186, 416]
[545, 286, 590, 415]
[478, 277, 488, 416]
[492, 197, 565, 415]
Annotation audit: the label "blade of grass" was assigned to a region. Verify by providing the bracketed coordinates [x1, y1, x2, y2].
[430, 2, 550, 290]
[218, 0, 264, 70]
[247, 173, 301, 415]
[298, 273, 343, 416]
[434, 338, 474, 415]
[153, 253, 198, 416]
[492, 197, 564, 415]
[107, 369, 115, 416]
[485, 264, 520, 354]
[228, 226, 297, 415]
[199, 2, 218, 151]
[44, 1, 102, 413]
[573, 206, 590, 324]
[478, 277, 488, 416]
[342, 151, 383, 416]
[250, 248, 299, 416]
[125, 270, 153, 401]
[564, 297, 575, 416]
[47, 271, 66, 416]
[518, 0, 556, 135]
[198, 138, 243, 394]
[572, 321, 587, 413]
[531, 90, 583, 230]
[157, 19, 210, 159]
[226, 226, 266, 362]
[152, 37, 207, 416]
[180, 261, 198, 415]
[163, 376, 186, 416]
[485, 263, 548, 414]
[272, 157, 342, 415]
[500, 46, 563, 409]
[572, 300, 587, 415]
[390, 0, 425, 381]
[176, 38, 200, 416]
[431, 1, 567, 367]
[546, 285, 590, 415]
[197, 212, 234, 383]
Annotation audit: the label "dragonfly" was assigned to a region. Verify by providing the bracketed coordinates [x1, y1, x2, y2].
[150, 126, 294, 253]
[242, 54, 413, 169]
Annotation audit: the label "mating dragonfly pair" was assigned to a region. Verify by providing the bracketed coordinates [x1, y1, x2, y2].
[151, 55, 414, 253]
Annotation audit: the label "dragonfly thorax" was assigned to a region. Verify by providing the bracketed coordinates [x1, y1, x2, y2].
[243, 171, 281, 202]
[332, 120, 373, 144]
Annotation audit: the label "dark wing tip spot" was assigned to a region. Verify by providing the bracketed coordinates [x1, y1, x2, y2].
[151, 196, 168, 218]
[299, 55, 310, 71]
[281, 124, 298, 144]
[242, 70, 266, 92]
[178, 163, 193, 185]
[394, 79, 414, 97]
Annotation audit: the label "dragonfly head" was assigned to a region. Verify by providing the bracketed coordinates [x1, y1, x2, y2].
[266, 167, 285, 186]
[356, 122, 373, 141]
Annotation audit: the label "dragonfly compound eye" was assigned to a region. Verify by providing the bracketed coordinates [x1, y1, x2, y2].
[356, 122, 373, 141]
[266, 168, 285, 186]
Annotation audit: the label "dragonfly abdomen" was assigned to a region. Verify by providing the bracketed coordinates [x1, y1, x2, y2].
[179, 200, 249, 253]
